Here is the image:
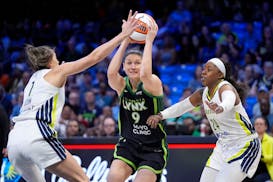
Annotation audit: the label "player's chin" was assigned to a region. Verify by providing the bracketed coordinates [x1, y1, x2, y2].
[128, 73, 140, 79]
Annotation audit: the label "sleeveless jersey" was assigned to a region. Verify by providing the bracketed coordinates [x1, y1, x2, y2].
[202, 81, 258, 156]
[119, 77, 166, 145]
[202, 80, 260, 176]
[12, 69, 65, 129]
[203, 80, 256, 142]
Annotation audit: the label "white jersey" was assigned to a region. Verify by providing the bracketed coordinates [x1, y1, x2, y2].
[8, 69, 67, 176]
[202, 80, 260, 177]
[12, 69, 65, 129]
[202, 80, 256, 144]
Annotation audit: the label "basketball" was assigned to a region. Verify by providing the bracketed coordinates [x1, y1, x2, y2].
[130, 13, 155, 44]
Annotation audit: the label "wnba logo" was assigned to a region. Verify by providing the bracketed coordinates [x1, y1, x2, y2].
[135, 20, 148, 34]
[129, 13, 154, 44]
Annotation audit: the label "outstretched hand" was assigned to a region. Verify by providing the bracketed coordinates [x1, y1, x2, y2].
[121, 10, 139, 37]
[205, 101, 223, 114]
[146, 114, 162, 129]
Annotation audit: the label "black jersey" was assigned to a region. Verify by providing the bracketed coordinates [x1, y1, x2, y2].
[119, 77, 166, 145]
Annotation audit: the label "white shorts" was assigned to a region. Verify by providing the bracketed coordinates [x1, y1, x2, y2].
[205, 137, 261, 178]
[7, 120, 66, 170]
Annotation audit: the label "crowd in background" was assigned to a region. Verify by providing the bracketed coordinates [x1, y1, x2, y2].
[1, 0, 273, 138]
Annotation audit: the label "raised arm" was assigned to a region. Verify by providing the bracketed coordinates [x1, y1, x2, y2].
[140, 18, 163, 96]
[46, 10, 138, 87]
[107, 39, 130, 95]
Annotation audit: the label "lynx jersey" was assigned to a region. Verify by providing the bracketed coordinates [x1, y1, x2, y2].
[12, 69, 65, 129]
[119, 77, 166, 145]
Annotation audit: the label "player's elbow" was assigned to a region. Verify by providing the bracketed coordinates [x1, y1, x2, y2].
[107, 70, 117, 78]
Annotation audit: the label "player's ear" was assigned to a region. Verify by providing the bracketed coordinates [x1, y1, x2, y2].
[217, 71, 224, 79]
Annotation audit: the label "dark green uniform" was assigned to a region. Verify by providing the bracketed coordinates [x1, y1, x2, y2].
[113, 77, 168, 181]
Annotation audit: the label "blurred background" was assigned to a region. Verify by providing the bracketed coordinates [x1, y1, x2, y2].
[1, 0, 273, 137]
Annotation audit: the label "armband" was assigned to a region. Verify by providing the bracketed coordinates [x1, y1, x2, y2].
[219, 90, 236, 112]
[161, 97, 195, 119]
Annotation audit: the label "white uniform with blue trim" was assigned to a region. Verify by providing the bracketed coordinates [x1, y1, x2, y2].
[202, 80, 261, 178]
[7, 69, 66, 181]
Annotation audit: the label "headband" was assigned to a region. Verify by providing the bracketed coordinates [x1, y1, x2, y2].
[208, 58, 226, 77]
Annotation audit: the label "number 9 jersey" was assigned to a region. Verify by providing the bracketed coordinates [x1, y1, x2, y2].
[119, 77, 166, 145]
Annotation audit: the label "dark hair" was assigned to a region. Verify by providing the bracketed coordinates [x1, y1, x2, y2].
[221, 58, 248, 104]
[25, 44, 55, 71]
[254, 116, 269, 128]
[123, 48, 143, 61]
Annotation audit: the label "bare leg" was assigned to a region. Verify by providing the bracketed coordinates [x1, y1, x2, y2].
[134, 169, 157, 182]
[46, 150, 89, 182]
[107, 159, 133, 182]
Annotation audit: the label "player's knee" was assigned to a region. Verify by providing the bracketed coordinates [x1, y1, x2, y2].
[107, 171, 127, 182]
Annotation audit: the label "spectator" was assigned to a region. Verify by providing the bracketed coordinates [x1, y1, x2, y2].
[252, 85, 273, 130]
[199, 118, 213, 137]
[187, 64, 203, 90]
[95, 82, 114, 108]
[84, 115, 105, 137]
[79, 90, 102, 128]
[102, 117, 117, 137]
[159, 0, 192, 35]
[238, 64, 258, 96]
[216, 32, 242, 63]
[244, 116, 273, 181]
[83, 105, 112, 138]
[256, 26, 273, 62]
[256, 61, 273, 93]
[9, 70, 31, 94]
[155, 34, 177, 65]
[92, 69, 108, 89]
[78, 71, 96, 103]
[264, 61, 273, 92]
[242, 22, 262, 54]
[67, 90, 81, 115]
[65, 120, 82, 138]
[55, 104, 77, 138]
[216, 22, 234, 46]
[176, 113, 199, 136]
[177, 34, 197, 64]
[198, 25, 216, 62]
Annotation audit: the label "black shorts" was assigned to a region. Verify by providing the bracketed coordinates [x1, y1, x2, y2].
[113, 137, 168, 182]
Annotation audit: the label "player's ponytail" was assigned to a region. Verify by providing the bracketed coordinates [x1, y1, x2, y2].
[25, 44, 54, 71]
[221, 59, 247, 105]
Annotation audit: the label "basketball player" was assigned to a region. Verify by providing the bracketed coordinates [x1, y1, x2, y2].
[106, 17, 168, 182]
[7, 10, 138, 182]
[147, 58, 261, 182]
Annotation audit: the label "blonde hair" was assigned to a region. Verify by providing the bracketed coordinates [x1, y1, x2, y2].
[25, 44, 54, 71]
